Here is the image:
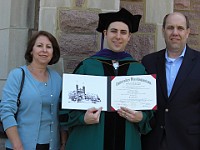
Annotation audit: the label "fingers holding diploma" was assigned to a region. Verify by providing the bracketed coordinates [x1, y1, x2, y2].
[84, 107, 103, 124]
[117, 107, 143, 123]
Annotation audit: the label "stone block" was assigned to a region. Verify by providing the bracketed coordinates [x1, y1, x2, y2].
[0, 29, 10, 79]
[10, 0, 35, 28]
[187, 35, 200, 50]
[0, 0, 35, 28]
[75, 0, 86, 7]
[0, 80, 6, 103]
[0, 29, 28, 79]
[8, 29, 28, 67]
[58, 33, 98, 57]
[58, 31, 101, 73]
[156, 24, 166, 51]
[40, 0, 72, 7]
[87, 0, 119, 10]
[145, 0, 173, 24]
[120, 1, 144, 16]
[191, 0, 200, 10]
[48, 58, 64, 75]
[58, 9, 99, 34]
[189, 20, 200, 35]
[139, 23, 156, 33]
[126, 33, 156, 61]
[63, 56, 86, 73]
[39, 7, 57, 36]
[174, 0, 190, 10]
[0, 0, 11, 28]
[182, 11, 200, 20]
[191, 4, 200, 10]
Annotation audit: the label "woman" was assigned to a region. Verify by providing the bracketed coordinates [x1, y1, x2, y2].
[0, 31, 62, 150]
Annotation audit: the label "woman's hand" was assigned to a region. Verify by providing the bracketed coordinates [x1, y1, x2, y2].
[6, 126, 24, 150]
[117, 107, 143, 122]
[84, 107, 102, 124]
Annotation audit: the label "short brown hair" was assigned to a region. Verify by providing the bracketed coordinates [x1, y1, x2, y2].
[25, 30, 60, 65]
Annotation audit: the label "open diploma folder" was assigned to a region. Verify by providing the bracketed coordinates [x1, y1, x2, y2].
[62, 74, 157, 111]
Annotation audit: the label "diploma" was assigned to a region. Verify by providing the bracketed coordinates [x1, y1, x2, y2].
[62, 74, 157, 111]
[110, 75, 157, 111]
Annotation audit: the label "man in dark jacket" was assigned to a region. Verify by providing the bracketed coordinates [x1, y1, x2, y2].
[141, 12, 200, 150]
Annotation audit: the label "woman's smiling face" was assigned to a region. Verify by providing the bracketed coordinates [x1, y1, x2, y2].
[31, 35, 53, 65]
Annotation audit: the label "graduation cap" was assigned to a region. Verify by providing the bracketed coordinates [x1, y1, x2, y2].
[96, 8, 142, 33]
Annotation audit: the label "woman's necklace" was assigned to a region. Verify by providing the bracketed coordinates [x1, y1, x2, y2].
[28, 64, 49, 85]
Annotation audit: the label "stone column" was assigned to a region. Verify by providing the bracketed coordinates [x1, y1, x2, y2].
[145, 0, 174, 51]
[39, 0, 75, 74]
[0, 0, 35, 96]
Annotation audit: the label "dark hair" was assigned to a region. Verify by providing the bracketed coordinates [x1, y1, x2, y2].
[25, 30, 60, 65]
[162, 13, 190, 29]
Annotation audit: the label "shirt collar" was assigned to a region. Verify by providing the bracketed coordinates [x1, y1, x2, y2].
[165, 45, 186, 62]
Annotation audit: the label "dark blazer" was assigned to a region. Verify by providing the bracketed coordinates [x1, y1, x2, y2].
[141, 45, 200, 150]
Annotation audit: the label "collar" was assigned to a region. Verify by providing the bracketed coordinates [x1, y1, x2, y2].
[93, 48, 132, 60]
[165, 45, 186, 62]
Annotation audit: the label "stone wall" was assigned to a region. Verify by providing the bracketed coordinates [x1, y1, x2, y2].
[174, 0, 200, 50]
[0, 0, 36, 98]
[120, 1, 156, 62]
[0, 0, 199, 148]
[56, 0, 200, 73]
[57, 0, 157, 73]
[57, 8, 101, 73]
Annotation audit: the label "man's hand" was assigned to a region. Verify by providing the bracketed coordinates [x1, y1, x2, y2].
[84, 107, 103, 124]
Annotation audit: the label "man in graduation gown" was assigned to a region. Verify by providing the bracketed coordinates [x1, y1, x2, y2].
[60, 8, 153, 150]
